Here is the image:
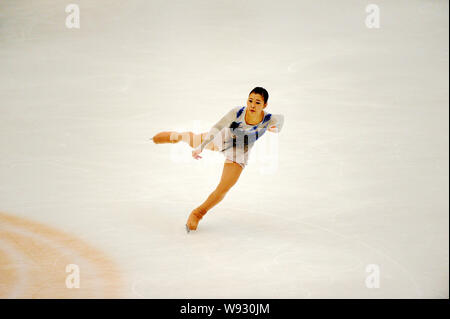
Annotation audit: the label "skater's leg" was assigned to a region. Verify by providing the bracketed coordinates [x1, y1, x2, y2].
[152, 131, 217, 151]
[200, 132, 220, 151]
[180, 132, 218, 151]
[152, 131, 183, 144]
[186, 160, 244, 230]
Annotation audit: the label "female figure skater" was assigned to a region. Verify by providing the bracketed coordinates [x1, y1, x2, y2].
[151, 87, 284, 232]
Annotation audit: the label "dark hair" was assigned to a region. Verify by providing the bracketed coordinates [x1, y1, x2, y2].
[249, 87, 269, 104]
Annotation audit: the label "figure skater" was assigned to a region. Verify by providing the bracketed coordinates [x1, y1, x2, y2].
[151, 87, 284, 232]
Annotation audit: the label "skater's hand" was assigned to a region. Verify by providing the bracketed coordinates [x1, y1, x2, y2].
[268, 125, 278, 133]
[192, 148, 202, 160]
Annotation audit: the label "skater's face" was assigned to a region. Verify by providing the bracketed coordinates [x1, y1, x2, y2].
[247, 93, 267, 115]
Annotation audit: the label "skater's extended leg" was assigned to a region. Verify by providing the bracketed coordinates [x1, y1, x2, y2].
[152, 131, 185, 144]
[181, 132, 218, 151]
[152, 131, 218, 151]
[186, 161, 243, 231]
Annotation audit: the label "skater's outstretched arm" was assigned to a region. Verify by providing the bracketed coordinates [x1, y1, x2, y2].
[268, 114, 284, 133]
[195, 106, 240, 153]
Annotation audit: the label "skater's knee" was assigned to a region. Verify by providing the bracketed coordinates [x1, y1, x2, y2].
[188, 132, 195, 147]
[215, 183, 233, 195]
[216, 176, 239, 194]
[180, 131, 195, 147]
[187, 132, 204, 148]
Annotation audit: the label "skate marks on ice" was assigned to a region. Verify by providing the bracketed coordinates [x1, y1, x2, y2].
[0, 211, 122, 298]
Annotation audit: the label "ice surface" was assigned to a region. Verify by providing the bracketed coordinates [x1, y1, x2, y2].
[0, 0, 448, 298]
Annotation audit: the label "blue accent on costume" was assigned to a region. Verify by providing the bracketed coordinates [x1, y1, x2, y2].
[222, 107, 272, 151]
[236, 106, 245, 118]
[262, 113, 272, 124]
[229, 121, 241, 130]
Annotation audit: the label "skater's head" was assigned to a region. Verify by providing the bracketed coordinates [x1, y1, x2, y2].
[247, 87, 268, 112]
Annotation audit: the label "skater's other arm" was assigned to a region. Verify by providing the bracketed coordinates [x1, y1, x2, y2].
[195, 107, 240, 152]
[268, 114, 284, 133]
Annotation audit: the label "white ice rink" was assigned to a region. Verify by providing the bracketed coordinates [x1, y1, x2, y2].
[0, 0, 448, 298]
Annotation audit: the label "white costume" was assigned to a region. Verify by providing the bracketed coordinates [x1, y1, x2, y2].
[196, 106, 284, 168]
